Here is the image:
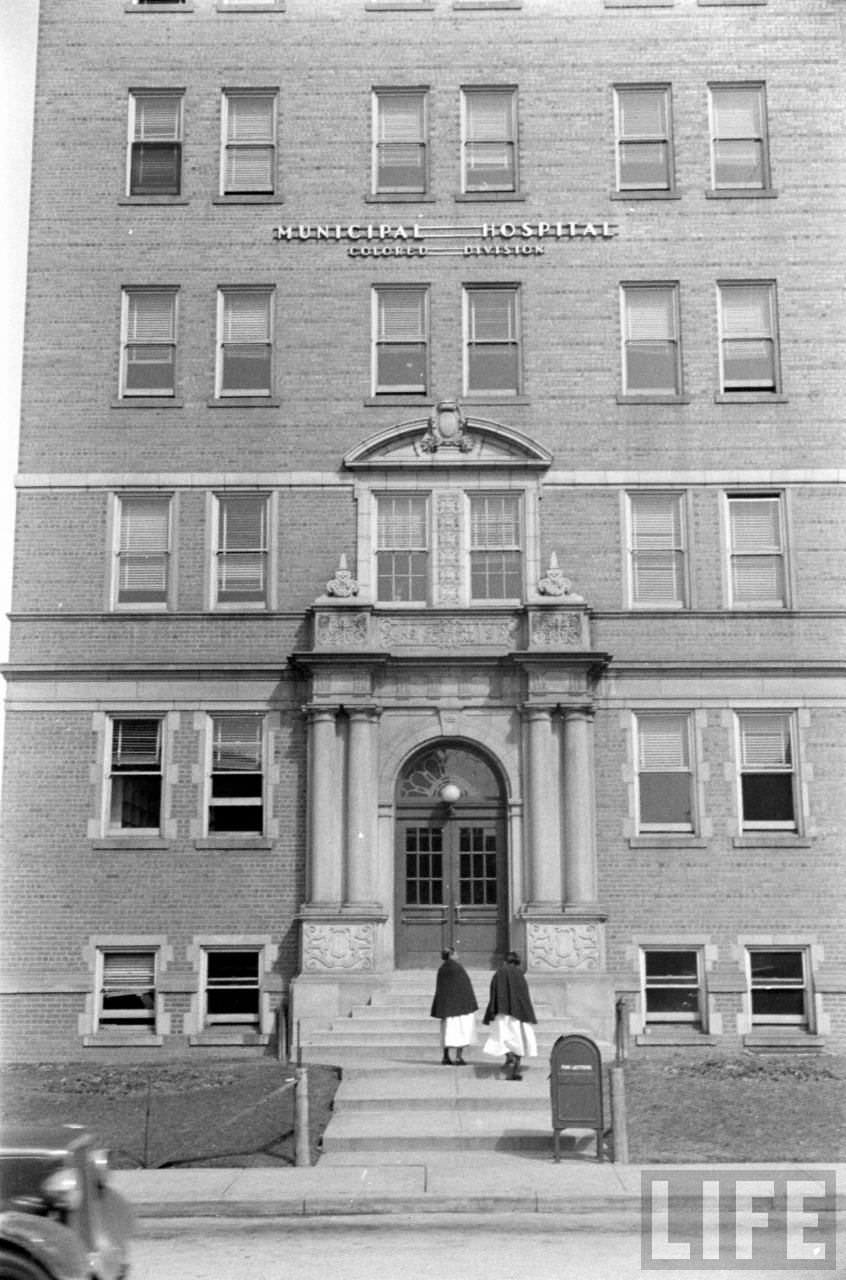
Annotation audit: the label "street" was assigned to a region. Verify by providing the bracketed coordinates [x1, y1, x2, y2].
[130, 1214, 837, 1280]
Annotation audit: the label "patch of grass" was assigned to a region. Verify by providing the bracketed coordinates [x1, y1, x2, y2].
[623, 1052, 846, 1163]
[0, 1058, 340, 1169]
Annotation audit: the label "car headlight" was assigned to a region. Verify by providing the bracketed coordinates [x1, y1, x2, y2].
[42, 1166, 83, 1211]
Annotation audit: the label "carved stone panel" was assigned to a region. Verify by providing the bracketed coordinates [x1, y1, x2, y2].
[314, 610, 370, 650]
[526, 921, 603, 972]
[302, 922, 376, 972]
[435, 491, 463, 606]
[528, 609, 589, 650]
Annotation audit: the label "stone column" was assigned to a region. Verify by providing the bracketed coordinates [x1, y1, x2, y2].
[523, 705, 562, 909]
[562, 705, 598, 906]
[305, 706, 341, 905]
[344, 706, 380, 905]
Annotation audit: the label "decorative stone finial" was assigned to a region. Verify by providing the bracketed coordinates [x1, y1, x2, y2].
[325, 553, 359, 598]
[537, 551, 584, 600]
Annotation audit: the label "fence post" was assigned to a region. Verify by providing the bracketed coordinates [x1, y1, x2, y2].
[611, 997, 629, 1163]
[294, 1019, 311, 1167]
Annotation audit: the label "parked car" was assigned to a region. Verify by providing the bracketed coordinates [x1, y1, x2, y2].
[0, 1124, 133, 1280]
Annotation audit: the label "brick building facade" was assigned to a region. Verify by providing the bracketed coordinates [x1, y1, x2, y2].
[1, 0, 844, 1061]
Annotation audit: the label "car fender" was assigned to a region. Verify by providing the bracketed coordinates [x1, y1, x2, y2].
[0, 1209, 89, 1280]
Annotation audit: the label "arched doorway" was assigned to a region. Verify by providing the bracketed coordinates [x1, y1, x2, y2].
[394, 741, 508, 969]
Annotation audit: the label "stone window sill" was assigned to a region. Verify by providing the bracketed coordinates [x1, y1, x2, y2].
[92, 838, 171, 850]
[217, 1, 285, 10]
[206, 398, 281, 408]
[743, 1032, 823, 1050]
[706, 189, 778, 199]
[365, 395, 431, 407]
[610, 191, 680, 201]
[636, 1030, 718, 1046]
[629, 836, 707, 849]
[617, 395, 689, 405]
[366, 1, 434, 9]
[84, 1033, 163, 1047]
[189, 1031, 269, 1046]
[125, 3, 193, 11]
[118, 198, 188, 206]
[213, 195, 283, 205]
[365, 194, 436, 204]
[715, 393, 788, 404]
[732, 835, 812, 848]
[455, 192, 526, 203]
[193, 837, 273, 850]
[111, 399, 183, 409]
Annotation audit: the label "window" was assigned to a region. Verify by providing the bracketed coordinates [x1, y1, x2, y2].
[128, 92, 182, 197]
[373, 90, 427, 195]
[372, 287, 429, 394]
[614, 86, 674, 192]
[709, 83, 770, 191]
[635, 713, 694, 831]
[717, 282, 779, 393]
[221, 91, 277, 195]
[643, 949, 702, 1023]
[98, 950, 156, 1032]
[204, 950, 260, 1026]
[727, 493, 786, 607]
[464, 286, 521, 395]
[120, 289, 177, 397]
[214, 493, 268, 606]
[377, 493, 429, 602]
[620, 284, 682, 396]
[628, 492, 687, 607]
[469, 493, 522, 601]
[748, 949, 808, 1025]
[461, 88, 517, 193]
[216, 288, 274, 396]
[737, 712, 796, 830]
[115, 494, 171, 607]
[108, 718, 162, 833]
[208, 715, 264, 833]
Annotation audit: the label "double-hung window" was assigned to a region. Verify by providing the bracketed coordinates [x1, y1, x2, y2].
[461, 88, 517, 193]
[120, 289, 177, 398]
[108, 718, 163, 833]
[727, 493, 787, 607]
[736, 711, 797, 831]
[709, 83, 770, 191]
[469, 493, 522, 601]
[614, 86, 674, 193]
[208, 715, 265, 834]
[373, 90, 427, 195]
[216, 287, 274, 397]
[377, 493, 429, 603]
[128, 92, 183, 196]
[214, 493, 269, 606]
[628, 492, 687, 608]
[372, 287, 429, 394]
[717, 282, 780, 393]
[464, 286, 521, 395]
[621, 284, 682, 396]
[221, 91, 277, 195]
[635, 713, 694, 832]
[115, 494, 171, 607]
[204, 950, 260, 1027]
[747, 949, 809, 1026]
[98, 950, 157, 1033]
[642, 949, 702, 1024]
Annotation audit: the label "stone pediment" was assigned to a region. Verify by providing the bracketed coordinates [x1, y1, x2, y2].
[344, 401, 552, 470]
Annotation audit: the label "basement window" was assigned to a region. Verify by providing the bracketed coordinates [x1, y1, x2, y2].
[204, 950, 261, 1026]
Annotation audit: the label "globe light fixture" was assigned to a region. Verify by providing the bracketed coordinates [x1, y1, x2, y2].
[439, 781, 461, 806]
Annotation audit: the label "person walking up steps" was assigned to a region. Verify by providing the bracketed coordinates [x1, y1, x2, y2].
[430, 948, 479, 1065]
[482, 950, 537, 1080]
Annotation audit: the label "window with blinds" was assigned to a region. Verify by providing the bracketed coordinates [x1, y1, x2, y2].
[215, 494, 268, 605]
[108, 718, 163, 832]
[204, 950, 260, 1025]
[748, 949, 808, 1024]
[635, 713, 694, 830]
[208, 716, 264, 833]
[464, 287, 520, 395]
[643, 949, 702, 1023]
[128, 92, 182, 196]
[99, 950, 157, 1030]
[727, 494, 786, 607]
[377, 493, 429, 602]
[737, 711, 796, 829]
[373, 287, 428, 394]
[469, 493, 522, 601]
[461, 88, 517, 193]
[116, 495, 171, 606]
[222, 91, 276, 194]
[373, 90, 427, 194]
[614, 86, 673, 192]
[628, 492, 687, 607]
[718, 282, 779, 392]
[621, 284, 681, 396]
[217, 288, 274, 395]
[709, 84, 770, 191]
[121, 289, 177, 397]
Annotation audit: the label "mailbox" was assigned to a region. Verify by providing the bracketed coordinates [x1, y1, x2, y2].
[549, 1033, 604, 1161]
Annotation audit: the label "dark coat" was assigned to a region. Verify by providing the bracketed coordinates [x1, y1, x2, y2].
[430, 958, 479, 1019]
[482, 963, 537, 1025]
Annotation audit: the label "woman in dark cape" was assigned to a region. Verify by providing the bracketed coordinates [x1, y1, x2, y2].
[482, 950, 537, 1080]
[430, 948, 478, 1065]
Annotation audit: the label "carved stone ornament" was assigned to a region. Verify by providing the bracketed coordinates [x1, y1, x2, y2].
[529, 610, 585, 649]
[417, 401, 475, 455]
[315, 610, 370, 648]
[325, 553, 360, 598]
[302, 922, 376, 972]
[527, 921, 602, 972]
[537, 551, 584, 601]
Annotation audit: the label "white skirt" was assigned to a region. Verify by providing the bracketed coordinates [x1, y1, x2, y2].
[441, 1013, 477, 1048]
[482, 1015, 538, 1058]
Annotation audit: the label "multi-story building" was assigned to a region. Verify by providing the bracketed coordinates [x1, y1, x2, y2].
[1, 0, 844, 1063]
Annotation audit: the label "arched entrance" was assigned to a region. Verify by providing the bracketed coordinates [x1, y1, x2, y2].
[394, 741, 508, 969]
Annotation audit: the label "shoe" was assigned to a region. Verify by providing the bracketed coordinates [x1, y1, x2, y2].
[441, 1053, 452, 1065]
[455, 1055, 467, 1065]
[509, 1073, 523, 1081]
